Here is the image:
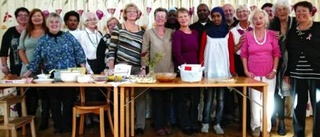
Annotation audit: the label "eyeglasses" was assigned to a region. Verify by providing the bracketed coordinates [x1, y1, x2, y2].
[107, 23, 117, 27]
[126, 10, 137, 14]
[17, 14, 29, 17]
[237, 10, 248, 13]
[155, 15, 166, 19]
[86, 18, 97, 22]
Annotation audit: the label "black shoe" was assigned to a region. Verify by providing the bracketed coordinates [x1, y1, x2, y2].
[277, 120, 287, 136]
[182, 128, 193, 135]
[191, 127, 200, 133]
[54, 129, 62, 134]
[135, 128, 144, 135]
[39, 123, 48, 131]
[60, 127, 71, 133]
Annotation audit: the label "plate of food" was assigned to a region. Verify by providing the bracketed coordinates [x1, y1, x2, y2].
[129, 75, 156, 84]
[93, 80, 106, 84]
[33, 79, 54, 84]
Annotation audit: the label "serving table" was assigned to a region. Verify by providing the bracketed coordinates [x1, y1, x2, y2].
[116, 77, 268, 137]
[0, 82, 119, 137]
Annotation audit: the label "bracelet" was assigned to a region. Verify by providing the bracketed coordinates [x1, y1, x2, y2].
[2, 64, 7, 67]
[140, 66, 146, 70]
[272, 69, 277, 73]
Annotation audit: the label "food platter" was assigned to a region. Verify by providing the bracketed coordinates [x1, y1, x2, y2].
[129, 75, 156, 84]
[33, 79, 54, 83]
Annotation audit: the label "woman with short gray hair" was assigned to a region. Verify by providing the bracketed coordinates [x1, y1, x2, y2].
[269, 0, 297, 135]
[22, 12, 86, 133]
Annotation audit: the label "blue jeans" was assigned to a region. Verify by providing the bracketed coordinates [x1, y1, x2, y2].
[202, 88, 224, 125]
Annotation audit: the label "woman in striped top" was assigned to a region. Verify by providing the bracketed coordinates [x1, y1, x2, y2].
[287, 1, 320, 137]
[107, 3, 146, 135]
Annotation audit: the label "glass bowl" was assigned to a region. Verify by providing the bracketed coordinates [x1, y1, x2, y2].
[155, 73, 177, 82]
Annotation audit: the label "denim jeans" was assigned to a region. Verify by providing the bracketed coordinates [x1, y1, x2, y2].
[202, 87, 224, 125]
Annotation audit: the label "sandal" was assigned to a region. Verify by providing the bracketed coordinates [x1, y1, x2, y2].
[155, 128, 166, 136]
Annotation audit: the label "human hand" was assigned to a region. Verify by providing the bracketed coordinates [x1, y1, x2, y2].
[1, 66, 9, 75]
[231, 72, 238, 78]
[22, 70, 32, 78]
[139, 69, 146, 76]
[266, 71, 276, 79]
[245, 70, 254, 78]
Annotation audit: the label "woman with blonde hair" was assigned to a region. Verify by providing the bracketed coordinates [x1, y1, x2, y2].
[241, 9, 280, 137]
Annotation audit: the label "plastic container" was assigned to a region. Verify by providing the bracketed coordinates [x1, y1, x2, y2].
[178, 64, 204, 82]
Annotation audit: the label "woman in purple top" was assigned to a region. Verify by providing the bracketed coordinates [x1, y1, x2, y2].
[240, 9, 280, 137]
[172, 8, 199, 136]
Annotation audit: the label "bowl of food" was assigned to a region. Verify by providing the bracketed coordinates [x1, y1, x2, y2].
[60, 71, 81, 82]
[155, 73, 177, 82]
[37, 74, 50, 79]
[77, 75, 92, 83]
[107, 75, 123, 81]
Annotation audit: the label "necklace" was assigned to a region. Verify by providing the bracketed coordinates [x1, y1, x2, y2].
[85, 30, 99, 47]
[253, 29, 266, 45]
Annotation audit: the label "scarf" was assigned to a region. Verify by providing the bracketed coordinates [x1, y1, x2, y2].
[206, 7, 229, 38]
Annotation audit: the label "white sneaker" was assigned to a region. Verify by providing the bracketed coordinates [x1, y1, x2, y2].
[201, 123, 209, 133]
[213, 124, 224, 134]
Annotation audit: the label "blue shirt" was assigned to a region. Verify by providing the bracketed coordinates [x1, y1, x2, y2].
[29, 31, 86, 73]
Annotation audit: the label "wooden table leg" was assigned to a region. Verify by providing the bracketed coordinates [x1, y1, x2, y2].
[20, 87, 27, 135]
[242, 86, 247, 137]
[120, 87, 125, 137]
[126, 88, 129, 137]
[113, 87, 119, 137]
[131, 87, 135, 136]
[262, 85, 268, 137]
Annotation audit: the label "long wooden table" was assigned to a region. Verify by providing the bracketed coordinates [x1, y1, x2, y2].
[0, 82, 118, 136]
[116, 77, 268, 137]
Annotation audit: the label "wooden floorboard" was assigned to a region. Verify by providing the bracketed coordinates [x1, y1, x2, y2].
[0, 117, 313, 137]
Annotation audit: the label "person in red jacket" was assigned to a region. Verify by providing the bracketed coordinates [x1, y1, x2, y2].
[198, 6, 235, 134]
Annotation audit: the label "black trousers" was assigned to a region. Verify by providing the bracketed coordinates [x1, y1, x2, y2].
[25, 88, 38, 116]
[291, 78, 320, 137]
[273, 89, 285, 120]
[173, 88, 200, 130]
[151, 89, 171, 130]
[47, 87, 76, 131]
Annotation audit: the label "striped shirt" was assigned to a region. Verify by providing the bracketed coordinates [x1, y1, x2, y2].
[107, 24, 144, 66]
[290, 51, 320, 79]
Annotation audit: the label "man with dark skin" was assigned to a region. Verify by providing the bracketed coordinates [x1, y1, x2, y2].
[190, 3, 214, 42]
[63, 11, 81, 41]
[165, 8, 180, 30]
[189, 3, 214, 124]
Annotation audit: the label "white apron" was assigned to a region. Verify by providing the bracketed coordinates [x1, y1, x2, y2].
[204, 35, 231, 79]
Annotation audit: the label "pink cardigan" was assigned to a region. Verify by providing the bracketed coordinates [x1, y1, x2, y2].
[240, 30, 281, 76]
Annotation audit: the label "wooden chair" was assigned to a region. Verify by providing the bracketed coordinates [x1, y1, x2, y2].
[72, 87, 114, 137]
[0, 94, 36, 137]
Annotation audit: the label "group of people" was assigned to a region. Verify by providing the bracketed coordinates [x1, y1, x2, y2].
[0, 1, 319, 137]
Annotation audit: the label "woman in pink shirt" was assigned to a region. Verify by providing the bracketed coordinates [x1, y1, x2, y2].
[240, 9, 280, 137]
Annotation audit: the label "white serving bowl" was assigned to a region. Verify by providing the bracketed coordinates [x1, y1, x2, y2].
[77, 75, 92, 83]
[37, 74, 50, 79]
[60, 71, 81, 82]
